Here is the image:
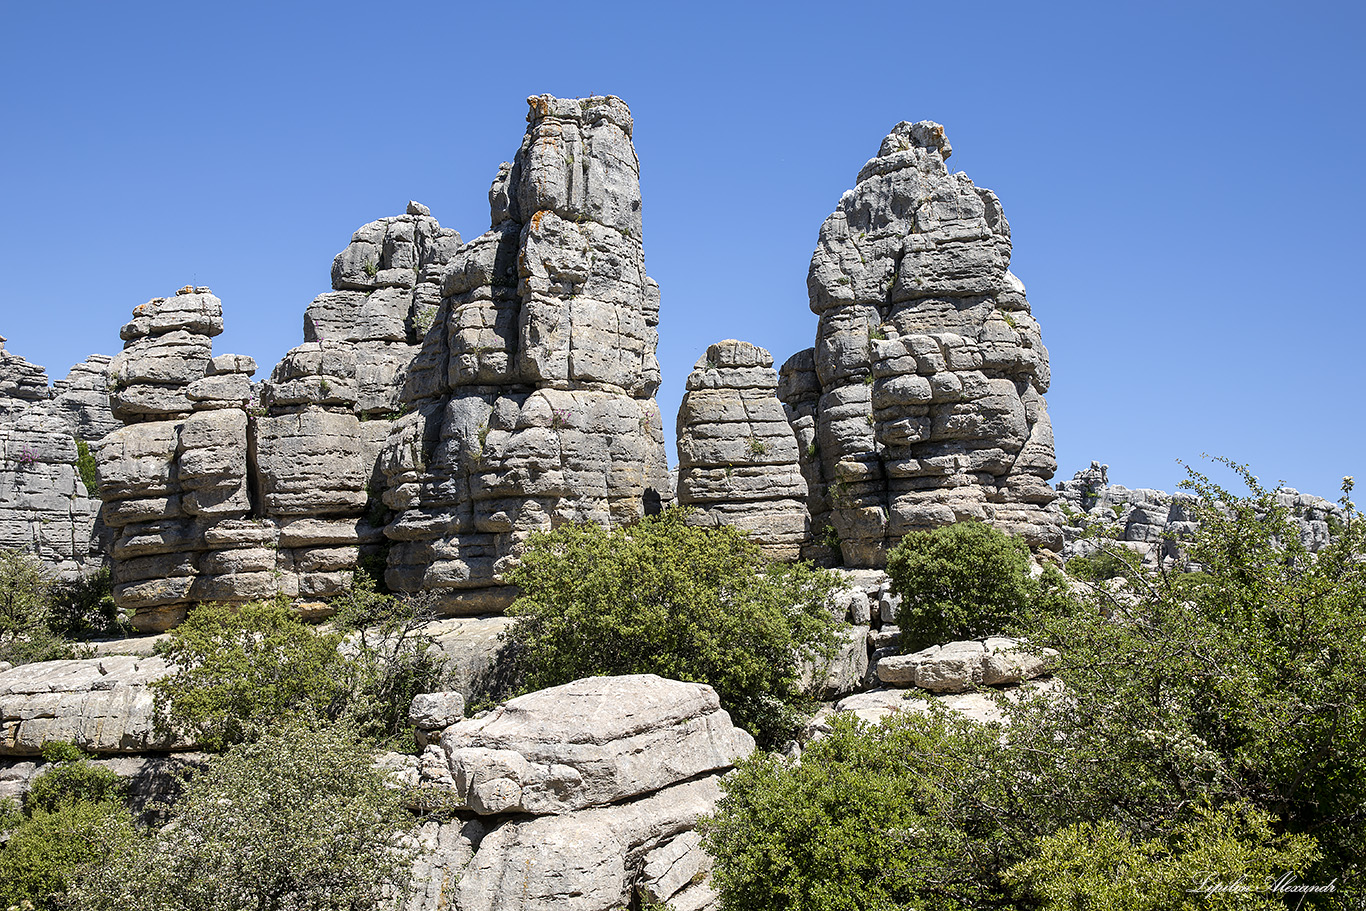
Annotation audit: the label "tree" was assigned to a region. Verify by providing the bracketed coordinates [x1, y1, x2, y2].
[504, 508, 840, 745]
[0, 548, 68, 666]
[151, 600, 349, 750]
[886, 520, 1069, 651]
[71, 721, 415, 911]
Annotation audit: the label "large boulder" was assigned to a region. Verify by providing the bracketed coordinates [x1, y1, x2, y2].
[0, 655, 195, 756]
[420, 674, 753, 815]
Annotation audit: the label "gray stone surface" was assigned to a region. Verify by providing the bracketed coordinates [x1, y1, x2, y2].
[419, 674, 752, 815]
[779, 122, 1061, 566]
[0, 655, 195, 755]
[873, 637, 1054, 692]
[676, 340, 809, 558]
[379, 95, 671, 613]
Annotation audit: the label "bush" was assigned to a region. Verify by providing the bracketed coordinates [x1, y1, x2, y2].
[0, 549, 69, 666]
[24, 743, 124, 814]
[704, 460, 1365, 909]
[701, 710, 1030, 911]
[886, 520, 1067, 651]
[1007, 804, 1319, 911]
[48, 568, 126, 641]
[71, 721, 415, 911]
[504, 508, 840, 745]
[331, 574, 449, 750]
[0, 799, 138, 911]
[151, 601, 349, 750]
[1023, 462, 1366, 900]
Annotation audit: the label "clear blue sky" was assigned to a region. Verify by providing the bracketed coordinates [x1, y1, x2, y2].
[2, 1, 1362, 499]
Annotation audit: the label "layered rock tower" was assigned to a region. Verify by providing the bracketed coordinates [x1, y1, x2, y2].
[675, 340, 808, 559]
[0, 341, 111, 576]
[780, 121, 1060, 565]
[378, 95, 671, 612]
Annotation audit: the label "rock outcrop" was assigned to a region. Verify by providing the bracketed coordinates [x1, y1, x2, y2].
[1056, 461, 1341, 566]
[676, 340, 809, 559]
[408, 674, 749, 911]
[0, 340, 111, 577]
[0, 655, 190, 756]
[378, 95, 672, 613]
[780, 121, 1060, 567]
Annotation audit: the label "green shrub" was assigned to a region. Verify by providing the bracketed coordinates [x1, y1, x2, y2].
[24, 744, 124, 813]
[71, 721, 414, 911]
[1023, 462, 1366, 900]
[505, 508, 840, 745]
[1007, 804, 1319, 911]
[151, 601, 348, 750]
[0, 549, 69, 666]
[73, 439, 98, 496]
[330, 574, 448, 750]
[702, 710, 1032, 911]
[0, 799, 138, 911]
[48, 568, 126, 641]
[886, 520, 1066, 651]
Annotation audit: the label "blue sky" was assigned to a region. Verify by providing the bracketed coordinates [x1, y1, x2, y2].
[2, 1, 1361, 499]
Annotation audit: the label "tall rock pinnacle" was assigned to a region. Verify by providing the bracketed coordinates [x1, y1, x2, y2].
[780, 121, 1060, 566]
[379, 95, 672, 612]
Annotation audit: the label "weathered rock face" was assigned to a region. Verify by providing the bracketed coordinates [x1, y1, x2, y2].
[379, 95, 671, 613]
[0, 655, 195, 756]
[409, 674, 746, 911]
[0, 340, 112, 577]
[780, 122, 1061, 567]
[1055, 461, 1341, 566]
[676, 340, 809, 559]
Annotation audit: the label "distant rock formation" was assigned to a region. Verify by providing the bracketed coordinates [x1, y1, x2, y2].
[1055, 461, 1340, 565]
[676, 340, 808, 559]
[378, 95, 671, 613]
[0, 338, 112, 577]
[780, 121, 1060, 567]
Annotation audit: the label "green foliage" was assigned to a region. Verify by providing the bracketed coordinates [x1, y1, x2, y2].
[24, 746, 124, 814]
[73, 440, 98, 496]
[330, 574, 448, 750]
[48, 568, 126, 641]
[151, 601, 348, 750]
[886, 521, 1066, 651]
[1025, 460, 1366, 899]
[705, 460, 1366, 909]
[702, 710, 1031, 911]
[505, 509, 840, 745]
[0, 549, 69, 666]
[1064, 546, 1133, 582]
[71, 721, 414, 911]
[0, 799, 138, 911]
[1007, 804, 1319, 911]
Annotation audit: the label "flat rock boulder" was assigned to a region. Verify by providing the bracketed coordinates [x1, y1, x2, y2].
[874, 637, 1055, 692]
[420, 674, 753, 815]
[0, 655, 194, 755]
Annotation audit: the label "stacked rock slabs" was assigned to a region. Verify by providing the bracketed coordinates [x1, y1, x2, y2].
[676, 340, 809, 559]
[783, 121, 1061, 566]
[379, 95, 671, 613]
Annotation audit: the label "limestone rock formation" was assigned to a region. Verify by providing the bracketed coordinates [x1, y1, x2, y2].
[780, 121, 1061, 567]
[379, 95, 671, 613]
[409, 674, 746, 911]
[0, 655, 194, 756]
[676, 340, 809, 558]
[0, 341, 111, 577]
[1055, 461, 1341, 566]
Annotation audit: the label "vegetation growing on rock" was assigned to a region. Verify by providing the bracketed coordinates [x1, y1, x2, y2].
[504, 508, 840, 745]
